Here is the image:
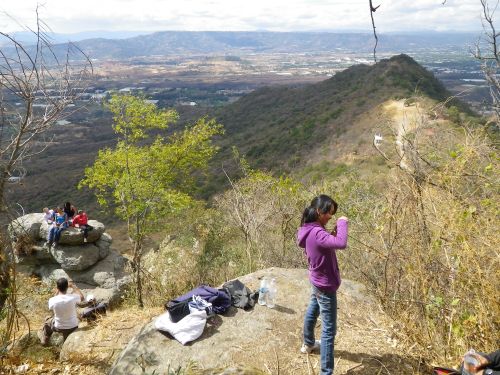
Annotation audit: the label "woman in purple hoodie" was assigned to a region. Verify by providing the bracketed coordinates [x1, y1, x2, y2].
[297, 194, 348, 375]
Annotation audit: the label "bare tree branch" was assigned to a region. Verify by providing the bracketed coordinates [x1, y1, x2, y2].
[0, 11, 93, 334]
[369, 0, 381, 63]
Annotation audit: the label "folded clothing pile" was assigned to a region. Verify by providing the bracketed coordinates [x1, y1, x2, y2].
[157, 285, 231, 345]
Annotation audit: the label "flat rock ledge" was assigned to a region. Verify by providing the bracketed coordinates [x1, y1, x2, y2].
[107, 268, 376, 375]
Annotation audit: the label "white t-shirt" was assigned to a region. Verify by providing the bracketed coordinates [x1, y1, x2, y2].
[43, 210, 54, 223]
[48, 294, 81, 329]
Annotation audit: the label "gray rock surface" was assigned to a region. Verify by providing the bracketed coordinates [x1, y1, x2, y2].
[96, 232, 112, 259]
[9, 213, 45, 241]
[15, 241, 54, 266]
[35, 251, 130, 306]
[49, 243, 101, 271]
[39, 220, 105, 245]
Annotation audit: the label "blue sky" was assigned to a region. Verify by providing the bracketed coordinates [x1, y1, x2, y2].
[0, 0, 492, 34]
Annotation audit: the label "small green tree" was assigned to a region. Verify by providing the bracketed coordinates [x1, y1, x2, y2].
[80, 94, 223, 307]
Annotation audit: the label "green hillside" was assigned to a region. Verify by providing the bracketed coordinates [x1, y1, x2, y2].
[200, 54, 463, 194]
[218, 54, 452, 165]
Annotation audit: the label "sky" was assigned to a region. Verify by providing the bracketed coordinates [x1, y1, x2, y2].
[0, 0, 493, 35]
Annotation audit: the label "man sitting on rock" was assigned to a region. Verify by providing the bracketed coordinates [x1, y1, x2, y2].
[38, 277, 84, 345]
[72, 209, 93, 243]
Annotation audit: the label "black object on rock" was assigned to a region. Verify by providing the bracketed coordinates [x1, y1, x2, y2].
[222, 279, 258, 310]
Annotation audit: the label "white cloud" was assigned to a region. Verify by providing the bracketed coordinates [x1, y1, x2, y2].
[0, 0, 491, 33]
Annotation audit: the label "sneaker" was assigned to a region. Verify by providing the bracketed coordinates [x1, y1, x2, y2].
[300, 340, 321, 354]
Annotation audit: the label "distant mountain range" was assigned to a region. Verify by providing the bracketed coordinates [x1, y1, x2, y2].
[36, 31, 478, 60]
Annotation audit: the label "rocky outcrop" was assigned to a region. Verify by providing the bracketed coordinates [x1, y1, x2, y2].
[10, 213, 131, 306]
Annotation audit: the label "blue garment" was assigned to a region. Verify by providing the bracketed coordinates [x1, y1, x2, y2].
[303, 284, 337, 375]
[55, 213, 67, 226]
[48, 213, 68, 243]
[170, 285, 231, 314]
[48, 226, 66, 243]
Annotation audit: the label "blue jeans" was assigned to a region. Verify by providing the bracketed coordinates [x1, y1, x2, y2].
[303, 284, 337, 375]
[48, 226, 66, 243]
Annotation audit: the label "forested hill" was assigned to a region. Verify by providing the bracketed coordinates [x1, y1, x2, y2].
[201, 54, 460, 192]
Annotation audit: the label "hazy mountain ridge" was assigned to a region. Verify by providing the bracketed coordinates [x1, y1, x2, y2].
[48, 31, 479, 59]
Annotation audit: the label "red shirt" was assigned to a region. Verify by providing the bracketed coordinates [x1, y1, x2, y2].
[72, 213, 88, 226]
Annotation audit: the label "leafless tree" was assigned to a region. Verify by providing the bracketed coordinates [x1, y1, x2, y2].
[0, 12, 92, 339]
[471, 0, 500, 124]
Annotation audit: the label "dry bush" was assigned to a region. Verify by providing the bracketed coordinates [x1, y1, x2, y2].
[347, 121, 499, 363]
[129, 167, 309, 307]
[213, 168, 307, 272]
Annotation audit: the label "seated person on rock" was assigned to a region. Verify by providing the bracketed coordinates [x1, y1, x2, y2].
[64, 201, 77, 224]
[42, 207, 55, 241]
[47, 207, 68, 247]
[72, 209, 93, 243]
[39, 277, 84, 345]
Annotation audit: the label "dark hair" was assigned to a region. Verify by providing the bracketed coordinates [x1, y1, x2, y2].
[56, 277, 69, 293]
[64, 202, 71, 210]
[301, 195, 338, 225]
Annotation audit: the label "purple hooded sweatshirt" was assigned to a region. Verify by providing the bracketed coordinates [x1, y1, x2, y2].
[297, 219, 348, 293]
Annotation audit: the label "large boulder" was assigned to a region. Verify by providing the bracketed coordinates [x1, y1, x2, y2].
[95, 232, 112, 259]
[35, 250, 131, 306]
[39, 220, 105, 245]
[8, 213, 45, 241]
[49, 243, 101, 271]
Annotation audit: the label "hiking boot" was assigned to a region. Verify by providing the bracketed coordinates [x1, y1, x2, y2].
[300, 340, 321, 354]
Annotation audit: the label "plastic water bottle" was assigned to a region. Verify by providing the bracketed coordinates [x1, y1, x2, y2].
[266, 278, 277, 308]
[258, 277, 269, 306]
[462, 349, 479, 375]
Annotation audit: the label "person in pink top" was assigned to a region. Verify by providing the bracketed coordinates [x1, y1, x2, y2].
[297, 194, 349, 375]
[72, 209, 93, 243]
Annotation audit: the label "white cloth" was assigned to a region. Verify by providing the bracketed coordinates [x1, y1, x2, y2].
[188, 295, 213, 315]
[154, 310, 207, 345]
[48, 294, 80, 329]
